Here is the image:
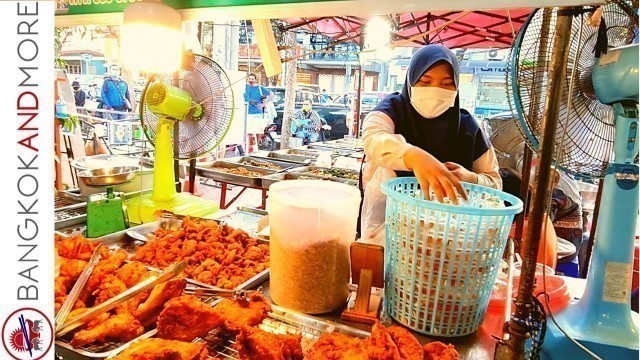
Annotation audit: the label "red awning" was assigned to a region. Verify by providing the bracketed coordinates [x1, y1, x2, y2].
[283, 9, 531, 49]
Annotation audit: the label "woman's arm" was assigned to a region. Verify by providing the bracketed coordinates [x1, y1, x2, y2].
[472, 147, 502, 190]
[363, 111, 464, 203]
[362, 111, 414, 171]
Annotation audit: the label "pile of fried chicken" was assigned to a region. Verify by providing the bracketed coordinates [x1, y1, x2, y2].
[55, 234, 186, 348]
[113, 292, 459, 360]
[132, 217, 270, 289]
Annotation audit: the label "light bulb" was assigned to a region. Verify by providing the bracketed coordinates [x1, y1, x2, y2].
[121, 0, 183, 73]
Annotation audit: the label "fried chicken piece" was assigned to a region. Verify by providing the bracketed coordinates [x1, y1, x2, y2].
[305, 332, 367, 360]
[79, 250, 128, 305]
[116, 261, 150, 288]
[235, 326, 303, 360]
[112, 338, 209, 360]
[157, 295, 222, 342]
[134, 278, 186, 322]
[388, 326, 424, 360]
[367, 323, 401, 360]
[93, 275, 127, 305]
[59, 258, 88, 281]
[56, 234, 98, 261]
[422, 342, 460, 360]
[115, 291, 151, 316]
[212, 292, 271, 335]
[70, 314, 143, 347]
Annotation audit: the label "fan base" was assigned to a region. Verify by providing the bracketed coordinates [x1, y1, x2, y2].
[542, 308, 639, 359]
[126, 192, 219, 224]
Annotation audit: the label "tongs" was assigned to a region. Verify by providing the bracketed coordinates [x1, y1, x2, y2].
[57, 261, 187, 337]
[184, 286, 262, 301]
[55, 245, 103, 331]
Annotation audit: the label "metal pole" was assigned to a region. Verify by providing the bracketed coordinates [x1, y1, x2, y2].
[495, 7, 575, 359]
[355, 34, 364, 138]
[580, 180, 604, 278]
[188, 158, 197, 194]
[515, 146, 534, 242]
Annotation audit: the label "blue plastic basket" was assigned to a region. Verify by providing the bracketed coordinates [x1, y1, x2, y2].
[381, 178, 523, 336]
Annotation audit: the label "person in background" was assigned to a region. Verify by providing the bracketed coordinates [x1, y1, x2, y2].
[72, 81, 86, 108]
[87, 83, 100, 100]
[362, 44, 501, 204]
[102, 64, 132, 120]
[549, 168, 584, 275]
[244, 73, 273, 153]
[320, 89, 332, 103]
[291, 99, 323, 143]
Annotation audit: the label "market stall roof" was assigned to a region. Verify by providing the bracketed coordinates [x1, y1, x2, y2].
[281, 10, 532, 49]
[55, 0, 602, 27]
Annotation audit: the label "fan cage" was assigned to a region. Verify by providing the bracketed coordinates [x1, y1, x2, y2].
[506, 2, 637, 179]
[140, 54, 235, 160]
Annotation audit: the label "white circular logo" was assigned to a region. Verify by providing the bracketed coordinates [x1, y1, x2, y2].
[2, 308, 53, 360]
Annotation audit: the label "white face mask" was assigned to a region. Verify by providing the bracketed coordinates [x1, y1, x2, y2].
[410, 86, 457, 118]
[110, 69, 120, 77]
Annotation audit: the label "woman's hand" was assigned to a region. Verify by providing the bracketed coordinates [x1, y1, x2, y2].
[404, 147, 466, 204]
[444, 162, 478, 184]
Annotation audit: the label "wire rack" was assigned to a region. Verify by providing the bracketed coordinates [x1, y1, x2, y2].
[54, 206, 87, 223]
[205, 305, 369, 359]
[55, 193, 84, 209]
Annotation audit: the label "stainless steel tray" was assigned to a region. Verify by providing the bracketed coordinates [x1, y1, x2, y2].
[305, 145, 354, 156]
[213, 207, 267, 237]
[56, 191, 87, 209]
[55, 205, 87, 230]
[196, 161, 276, 188]
[288, 166, 360, 182]
[94, 220, 270, 292]
[262, 172, 357, 189]
[223, 156, 303, 171]
[254, 152, 315, 164]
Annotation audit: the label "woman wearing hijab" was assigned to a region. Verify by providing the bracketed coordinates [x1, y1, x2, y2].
[362, 45, 501, 204]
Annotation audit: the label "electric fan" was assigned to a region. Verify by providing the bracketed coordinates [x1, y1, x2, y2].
[127, 53, 234, 223]
[486, 115, 526, 170]
[507, 3, 638, 359]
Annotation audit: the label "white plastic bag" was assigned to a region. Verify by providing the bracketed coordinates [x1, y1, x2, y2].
[360, 166, 396, 247]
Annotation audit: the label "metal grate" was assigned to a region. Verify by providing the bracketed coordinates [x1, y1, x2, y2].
[55, 206, 87, 223]
[206, 307, 368, 359]
[55, 193, 84, 209]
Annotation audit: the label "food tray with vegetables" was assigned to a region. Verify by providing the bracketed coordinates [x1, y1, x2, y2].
[196, 161, 276, 188]
[254, 151, 316, 164]
[222, 156, 303, 171]
[305, 145, 355, 156]
[289, 166, 360, 181]
[261, 172, 357, 189]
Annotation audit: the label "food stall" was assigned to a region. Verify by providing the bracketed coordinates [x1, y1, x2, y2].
[53, 1, 639, 360]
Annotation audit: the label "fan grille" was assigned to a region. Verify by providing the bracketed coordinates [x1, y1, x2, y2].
[507, 3, 637, 178]
[140, 54, 234, 160]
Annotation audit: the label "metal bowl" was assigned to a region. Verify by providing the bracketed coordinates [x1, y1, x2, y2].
[77, 166, 140, 187]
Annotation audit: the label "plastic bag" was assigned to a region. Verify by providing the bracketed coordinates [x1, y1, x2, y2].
[360, 166, 396, 247]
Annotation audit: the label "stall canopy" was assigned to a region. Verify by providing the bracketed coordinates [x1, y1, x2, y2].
[282, 10, 531, 49]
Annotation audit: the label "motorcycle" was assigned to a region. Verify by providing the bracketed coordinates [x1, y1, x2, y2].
[258, 118, 332, 151]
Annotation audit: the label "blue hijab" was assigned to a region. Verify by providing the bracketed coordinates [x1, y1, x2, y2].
[373, 44, 489, 171]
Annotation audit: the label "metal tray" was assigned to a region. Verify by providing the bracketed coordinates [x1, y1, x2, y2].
[55, 205, 87, 230]
[288, 166, 360, 182]
[262, 172, 357, 189]
[213, 207, 268, 237]
[254, 152, 315, 164]
[305, 145, 354, 156]
[94, 220, 270, 292]
[196, 161, 276, 188]
[223, 156, 303, 171]
[56, 191, 87, 209]
[315, 142, 363, 152]
[56, 329, 157, 359]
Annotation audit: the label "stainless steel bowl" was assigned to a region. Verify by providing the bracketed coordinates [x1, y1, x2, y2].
[77, 166, 140, 187]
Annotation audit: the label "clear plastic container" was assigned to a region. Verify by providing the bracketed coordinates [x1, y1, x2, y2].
[269, 180, 361, 314]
